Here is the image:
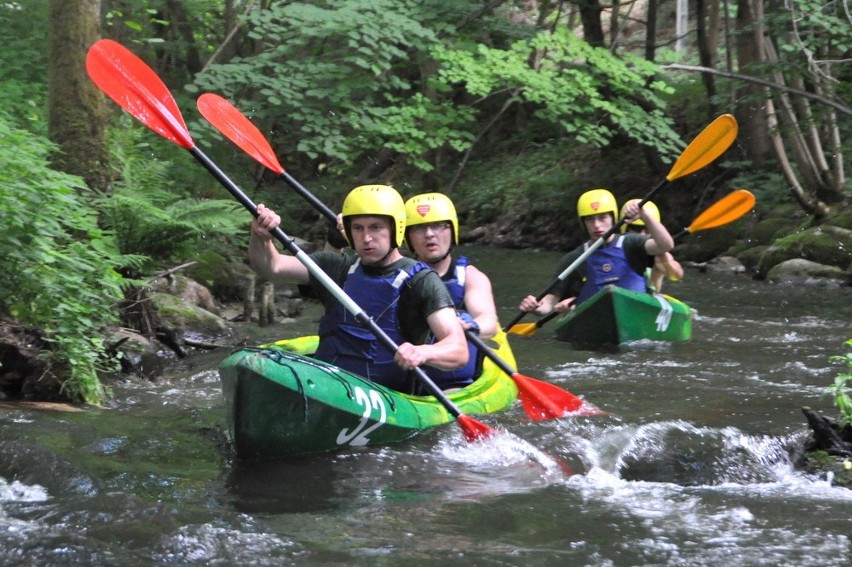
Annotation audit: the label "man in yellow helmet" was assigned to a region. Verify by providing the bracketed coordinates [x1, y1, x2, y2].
[619, 199, 684, 292]
[519, 189, 674, 316]
[404, 193, 498, 390]
[249, 185, 468, 393]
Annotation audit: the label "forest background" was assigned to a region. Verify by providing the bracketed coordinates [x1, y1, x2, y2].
[0, 0, 849, 404]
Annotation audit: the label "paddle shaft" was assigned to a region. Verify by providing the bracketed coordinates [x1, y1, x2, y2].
[186, 146, 465, 417]
[465, 331, 515, 376]
[279, 169, 339, 225]
[501, 188, 663, 332]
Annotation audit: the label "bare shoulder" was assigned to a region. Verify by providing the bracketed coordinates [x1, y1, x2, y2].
[464, 264, 493, 289]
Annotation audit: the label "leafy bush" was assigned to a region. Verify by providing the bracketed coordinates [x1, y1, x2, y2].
[0, 113, 130, 404]
[830, 339, 852, 427]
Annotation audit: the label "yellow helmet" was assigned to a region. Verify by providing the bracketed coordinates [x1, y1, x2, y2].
[577, 189, 618, 219]
[619, 199, 661, 233]
[403, 193, 459, 249]
[341, 185, 406, 248]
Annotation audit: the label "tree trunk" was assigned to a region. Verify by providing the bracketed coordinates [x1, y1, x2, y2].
[645, 0, 658, 61]
[733, 0, 771, 167]
[695, 0, 717, 111]
[576, 0, 605, 47]
[48, 0, 111, 191]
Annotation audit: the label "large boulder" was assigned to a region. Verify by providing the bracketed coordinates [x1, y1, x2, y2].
[766, 258, 850, 287]
[755, 225, 852, 279]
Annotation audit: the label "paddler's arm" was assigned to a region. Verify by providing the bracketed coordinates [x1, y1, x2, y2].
[519, 293, 559, 316]
[248, 204, 311, 285]
[623, 200, 674, 256]
[461, 265, 498, 339]
[394, 306, 469, 371]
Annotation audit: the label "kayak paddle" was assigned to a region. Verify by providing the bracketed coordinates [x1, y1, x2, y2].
[195, 92, 602, 421]
[507, 188, 755, 337]
[86, 39, 494, 443]
[196, 92, 341, 227]
[501, 113, 739, 333]
[672, 189, 755, 240]
[465, 331, 606, 418]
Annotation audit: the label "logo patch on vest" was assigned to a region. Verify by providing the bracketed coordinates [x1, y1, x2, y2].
[416, 204, 431, 217]
[602, 262, 613, 273]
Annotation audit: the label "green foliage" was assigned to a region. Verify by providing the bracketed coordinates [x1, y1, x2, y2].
[725, 164, 791, 211]
[97, 120, 247, 272]
[0, 0, 49, 133]
[432, 27, 683, 159]
[453, 140, 590, 221]
[829, 339, 852, 427]
[0, 113, 129, 404]
[190, 2, 683, 176]
[189, 0, 505, 174]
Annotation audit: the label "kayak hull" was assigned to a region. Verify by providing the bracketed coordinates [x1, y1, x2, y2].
[218, 332, 518, 459]
[553, 285, 692, 346]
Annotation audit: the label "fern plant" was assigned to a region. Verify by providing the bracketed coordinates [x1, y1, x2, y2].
[97, 121, 247, 272]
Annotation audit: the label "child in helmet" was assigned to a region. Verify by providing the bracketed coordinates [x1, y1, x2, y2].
[249, 185, 468, 393]
[619, 199, 684, 292]
[404, 193, 498, 390]
[518, 189, 674, 316]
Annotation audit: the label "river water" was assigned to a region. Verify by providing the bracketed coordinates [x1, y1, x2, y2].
[2, 246, 851, 566]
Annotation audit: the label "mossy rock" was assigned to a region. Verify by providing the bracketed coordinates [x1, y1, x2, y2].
[674, 224, 743, 262]
[755, 225, 852, 279]
[825, 209, 852, 231]
[749, 217, 794, 246]
[149, 291, 231, 336]
[735, 245, 768, 273]
[798, 450, 852, 488]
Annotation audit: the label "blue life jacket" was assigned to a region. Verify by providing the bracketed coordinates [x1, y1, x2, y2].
[576, 235, 647, 304]
[315, 258, 430, 392]
[420, 255, 480, 391]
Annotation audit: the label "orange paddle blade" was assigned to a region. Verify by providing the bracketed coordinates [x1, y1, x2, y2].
[667, 114, 738, 181]
[197, 93, 285, 175]
[687, 189, 755, 233]
[507, 322, 540, 337]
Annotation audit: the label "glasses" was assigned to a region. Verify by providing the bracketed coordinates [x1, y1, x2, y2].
[626, 224, 645, 233]
[410, 221, 451, 234]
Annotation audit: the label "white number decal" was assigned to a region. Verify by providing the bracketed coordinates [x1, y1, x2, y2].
[655, 295, 673, 332]
[336, 386, 387, 446]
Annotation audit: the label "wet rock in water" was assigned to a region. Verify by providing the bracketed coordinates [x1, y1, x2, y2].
[0, 440, 98, 497]
[795, 406, 852, 489]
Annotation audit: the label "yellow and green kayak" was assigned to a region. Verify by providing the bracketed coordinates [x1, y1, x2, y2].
[553, 285, 693, 346]
[218, 331, 519, 459]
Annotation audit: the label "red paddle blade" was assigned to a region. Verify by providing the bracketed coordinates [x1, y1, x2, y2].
[513, 373, 608, 419]
[197, 93, 285, 175]
[85, 39, 193, 149]
[456, 415, 497, 442]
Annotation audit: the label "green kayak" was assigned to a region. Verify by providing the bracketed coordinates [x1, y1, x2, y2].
[553, 285, 693, 346]
[218, 331, 519, 459]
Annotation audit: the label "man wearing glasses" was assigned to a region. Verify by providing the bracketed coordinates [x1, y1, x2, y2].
[403, 193, 499, 391]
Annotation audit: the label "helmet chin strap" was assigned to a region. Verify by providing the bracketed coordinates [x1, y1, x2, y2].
[436, 246, 452, 263]
[365, 246, 397, 267]
[414, 246, 452, 265]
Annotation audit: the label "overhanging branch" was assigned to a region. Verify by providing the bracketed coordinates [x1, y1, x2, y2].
[662, 63, 852, 117]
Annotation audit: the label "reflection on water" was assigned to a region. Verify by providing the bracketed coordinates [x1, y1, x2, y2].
[1, 246, 852, 566]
